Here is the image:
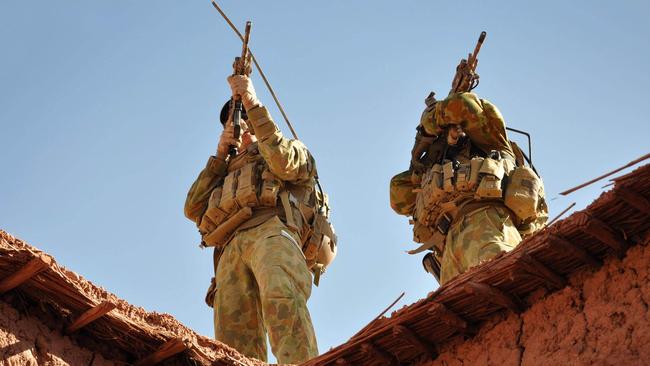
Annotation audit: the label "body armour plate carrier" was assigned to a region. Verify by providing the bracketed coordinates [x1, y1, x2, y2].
[197, 143, 337, 281]
[410, 143, 546, 256]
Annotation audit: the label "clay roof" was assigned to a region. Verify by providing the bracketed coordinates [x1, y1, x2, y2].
[0, 231, 265, 366]
[303, 163, 650, 366]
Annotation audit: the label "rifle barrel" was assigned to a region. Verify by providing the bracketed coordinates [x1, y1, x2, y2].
[468, 31, 487, 69]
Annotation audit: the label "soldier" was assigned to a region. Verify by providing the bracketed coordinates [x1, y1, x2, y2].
[390, 91, 548, 284]
[184, 75, 335, 363]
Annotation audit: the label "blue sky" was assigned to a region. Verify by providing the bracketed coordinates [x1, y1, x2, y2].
[1, 0, 649, 361]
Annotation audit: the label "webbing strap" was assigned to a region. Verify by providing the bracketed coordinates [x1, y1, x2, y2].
[279, 191, 299, 232]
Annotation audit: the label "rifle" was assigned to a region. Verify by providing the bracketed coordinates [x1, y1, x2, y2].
[228, 21, 252, 157]
[449, 31, 486, 95]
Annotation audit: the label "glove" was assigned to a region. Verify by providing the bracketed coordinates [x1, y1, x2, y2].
[227, 75, 261, 111]
[216, 120, 242, 158]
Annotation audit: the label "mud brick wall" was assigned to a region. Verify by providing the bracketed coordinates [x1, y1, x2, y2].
[416, 238, 650, 366]
[0, 300, 117, 366]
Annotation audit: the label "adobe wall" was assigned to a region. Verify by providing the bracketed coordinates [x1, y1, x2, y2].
[0, 300, 116, 366]
[417, 238, 650, 366]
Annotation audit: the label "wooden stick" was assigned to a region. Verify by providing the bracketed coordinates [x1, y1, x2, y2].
[349, 292, 405, 341]
[0, 255, 52, 293]
[134, 338, 189, 366]
[393, 325, 437, 359]
[360, 342, 396, 365]
[547, 202, 576, 227]
[576, 212, 627, 257]
[427, 302, 474, 335]
[560, 153, 650, 195]
[547, 234, 601, 268]
[66, 301, 116, 334]
[518, 253, 566, 290]
[616, 188, 650, 215]
[464, 281, 523, 313]
[335, 357, 350, 366]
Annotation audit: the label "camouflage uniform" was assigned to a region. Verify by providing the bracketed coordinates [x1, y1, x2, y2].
[185, 105, 319, 363]
[391, 92, 547, 284]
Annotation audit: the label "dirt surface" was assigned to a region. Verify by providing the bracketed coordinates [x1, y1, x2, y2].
[417, 236, 650, 366]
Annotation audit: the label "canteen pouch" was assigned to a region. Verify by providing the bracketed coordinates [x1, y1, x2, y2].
[218, 170, 239, 214]
[475, 158, 505, 199]
[235, 163, 259, 208]
[505, 166, 542, 221]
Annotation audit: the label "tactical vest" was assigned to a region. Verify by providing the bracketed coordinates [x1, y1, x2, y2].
[197, 143, 337, 282]
[409, 138, 545, 256]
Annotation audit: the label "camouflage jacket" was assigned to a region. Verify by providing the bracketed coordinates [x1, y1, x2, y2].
[184, 105, 317, 226]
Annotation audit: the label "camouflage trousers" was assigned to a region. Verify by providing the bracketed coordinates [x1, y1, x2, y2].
[213, 216, 318, 364]
[439, 205, 522, 284]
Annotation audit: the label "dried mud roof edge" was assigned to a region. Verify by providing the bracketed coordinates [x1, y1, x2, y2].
[304, 162, 650, 366]
[0, 231, 266, 366]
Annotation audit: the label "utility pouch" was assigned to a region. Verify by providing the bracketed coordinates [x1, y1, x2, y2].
[455, 163, 471, 191]
[504, 166, 542, 221]
[235, 163, 259, 208]
[259, 169, 281, 207]
[203, 207, 253, 247]
[218, 170, 240, 214]
[204, 187, 229, 227]
[475, 158, 505, 199]
[198, 215, 216, 236]
[442, 161, 455, 193]
[469, 157, 484, 189]
[412, 220, 435, 244]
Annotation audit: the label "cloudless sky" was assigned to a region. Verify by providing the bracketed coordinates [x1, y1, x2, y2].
[1, 0, 649, 362]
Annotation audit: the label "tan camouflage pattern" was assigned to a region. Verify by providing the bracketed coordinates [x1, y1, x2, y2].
[420, 92, 514, 158]
[390, 170, 417, 216]
[439, 205, 522, 284]
[213, 216, 318, 363]
[184, 105, 317, 225]
[184, 105, 319, 363]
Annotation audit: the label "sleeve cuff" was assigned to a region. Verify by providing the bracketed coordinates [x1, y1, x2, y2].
[247, 105, 279, 140]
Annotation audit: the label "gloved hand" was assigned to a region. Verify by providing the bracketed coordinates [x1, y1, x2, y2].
[216, 120, 242, 158]
[227, 75, 261, 111]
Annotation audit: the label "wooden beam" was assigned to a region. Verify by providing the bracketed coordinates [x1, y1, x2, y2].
[427, 302, 475, 335]
[0, 255, 52, 293]
[393, 325, 437, 359]
[134, 338, 189, 366]
[616, 188, 650, 215]
[66, 301, 116, 334]
[576, 213, 627, 257]
[335, 357, 350, 366]
[360, 342, 396, 365]
[547, 234, 601, 268]
[464, 281, 523, 313]
[518, 253, 566, 290]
